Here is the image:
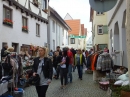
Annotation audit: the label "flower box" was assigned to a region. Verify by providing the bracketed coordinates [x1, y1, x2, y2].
[3, 19, 13, 27]
[22, 26, 28, 32]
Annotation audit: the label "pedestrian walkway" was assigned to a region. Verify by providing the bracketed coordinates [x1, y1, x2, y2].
[24, 70, 109, 97]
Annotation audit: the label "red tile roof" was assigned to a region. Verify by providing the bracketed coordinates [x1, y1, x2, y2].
[65, 19, 80, 36]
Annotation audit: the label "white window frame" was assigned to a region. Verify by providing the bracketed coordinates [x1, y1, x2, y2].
[36, 23, 40, 37]
[22, 16, 28, 27]
[62, 29, 64, 37]
[70, 38, 75, 44]
[97, 25, 103, 34]
[3, 6, 12, 20]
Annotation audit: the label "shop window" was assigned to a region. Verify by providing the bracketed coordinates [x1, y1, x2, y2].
[70, 38, 75, 44]
[3, 6, 13, 27]
[98, 44, 107, 50]
[36, 23, 40, 37]
[97, 25, 103, 34]
[22, 17, 28, 32]
[2, 42, 8, 48]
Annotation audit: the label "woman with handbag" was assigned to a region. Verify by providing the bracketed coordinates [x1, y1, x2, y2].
[32, 47, 53, 97]
[60, 50, 69, 89]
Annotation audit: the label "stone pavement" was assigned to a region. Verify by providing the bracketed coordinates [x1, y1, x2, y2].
[24, 70, 110, 97]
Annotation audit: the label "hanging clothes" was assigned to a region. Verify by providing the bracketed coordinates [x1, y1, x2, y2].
[91, 53, 99, 71]
[96, 52, 113, 72]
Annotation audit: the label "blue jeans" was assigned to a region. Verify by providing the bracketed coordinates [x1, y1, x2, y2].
[77, 65, 83, 78]
[68, 65, 72, 83]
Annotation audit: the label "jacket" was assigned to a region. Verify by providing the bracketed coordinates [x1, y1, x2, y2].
[32, 57, 53, 80]
[74, 54, 86, 66]
[1, 47, 7, 60]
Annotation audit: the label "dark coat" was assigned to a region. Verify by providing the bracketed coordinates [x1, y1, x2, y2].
[1, 47, 7, 60]
[32, 57, 53, 80]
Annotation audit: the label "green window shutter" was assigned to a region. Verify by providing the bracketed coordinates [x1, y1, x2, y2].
[103, 25, 108, 34]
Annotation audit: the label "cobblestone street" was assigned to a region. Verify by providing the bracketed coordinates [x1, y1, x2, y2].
[24, 70, 110, 97]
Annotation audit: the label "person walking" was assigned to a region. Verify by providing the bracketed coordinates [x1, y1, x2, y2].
[1, 44, 8, 60]
[71, 48, 76, 72]
[74, 49, 86, 80]
[67, 47, 74, 83]
[60, 50, 69, 89]
[32, 47, 53, 97]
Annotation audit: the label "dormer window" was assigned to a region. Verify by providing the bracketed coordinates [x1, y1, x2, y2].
[42, 0, 48, 13]
[33, 0, 39, 7]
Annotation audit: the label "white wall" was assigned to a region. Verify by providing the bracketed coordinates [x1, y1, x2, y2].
[17, 0, 48, 19]
[49, 17, 69, 51]
[0, 1, 47, 52]
[107, 0, 127, 67]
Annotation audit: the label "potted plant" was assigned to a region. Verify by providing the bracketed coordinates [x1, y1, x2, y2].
[120, 85, 130, 97]
[3, 18, 13, 27]
[22, 26, 28, 32]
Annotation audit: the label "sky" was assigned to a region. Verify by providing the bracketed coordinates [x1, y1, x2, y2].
[49, 0, 92, 38]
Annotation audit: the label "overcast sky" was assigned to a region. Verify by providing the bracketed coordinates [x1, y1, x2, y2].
[49, 0, 92, 38]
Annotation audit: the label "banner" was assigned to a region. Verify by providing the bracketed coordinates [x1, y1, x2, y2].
[70, 35, 86, 38]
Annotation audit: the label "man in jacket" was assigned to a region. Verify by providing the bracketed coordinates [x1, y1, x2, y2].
[74, 49, 86, 80]
[1, 44, 8, 60]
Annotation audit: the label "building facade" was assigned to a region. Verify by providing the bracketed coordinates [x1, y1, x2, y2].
[48, 7, 71, 51]
[107, 0, 127, 67]
[0, 0, 49, 54]
[90, 8, 109, 51]
[86, 36, 92, 50]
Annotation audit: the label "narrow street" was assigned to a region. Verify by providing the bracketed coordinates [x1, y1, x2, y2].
[24, 70, 109, 97]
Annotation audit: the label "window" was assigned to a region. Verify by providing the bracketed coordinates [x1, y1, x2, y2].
[96, 12, 104, 15]
[66, 32, 67, 39]
[97, 25, 103, 34]
[3, 6, 13, 27]
[62, 29, 64, 37]
[22, 17, 28, 32]
[33, 0, 39, 7]
[42, 0, 47, 12]
[36, 24, 40, 36]
[52, 20, 55, 33]
[70, 38, 75, 44]
[3, 6, 12, 20]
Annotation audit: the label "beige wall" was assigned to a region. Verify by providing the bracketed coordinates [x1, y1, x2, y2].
[92, 11, 109, 49]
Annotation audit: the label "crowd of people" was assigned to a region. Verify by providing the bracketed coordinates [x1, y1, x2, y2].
[0, 44, 109, 97]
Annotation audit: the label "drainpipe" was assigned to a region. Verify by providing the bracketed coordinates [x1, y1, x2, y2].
[126, 0, 130, 84]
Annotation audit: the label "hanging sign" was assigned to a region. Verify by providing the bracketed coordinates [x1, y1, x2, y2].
[70, 34, 86, 38]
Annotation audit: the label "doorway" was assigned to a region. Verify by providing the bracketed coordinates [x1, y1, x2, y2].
[12, 43, 19, 53]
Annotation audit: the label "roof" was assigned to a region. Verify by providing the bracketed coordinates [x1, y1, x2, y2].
[65, 19, 80, 36]
[64, 13, 73, 20]
[49, 7, 71, 31]
[81, 24, 84, 36]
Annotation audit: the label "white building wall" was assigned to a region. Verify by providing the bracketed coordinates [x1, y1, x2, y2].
[49, 17, 69, 51]
[0, 1, 47, 53]
[107, 0, 127, 67]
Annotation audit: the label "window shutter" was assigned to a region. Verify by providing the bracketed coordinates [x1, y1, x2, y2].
[103, 25, 108, 34]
